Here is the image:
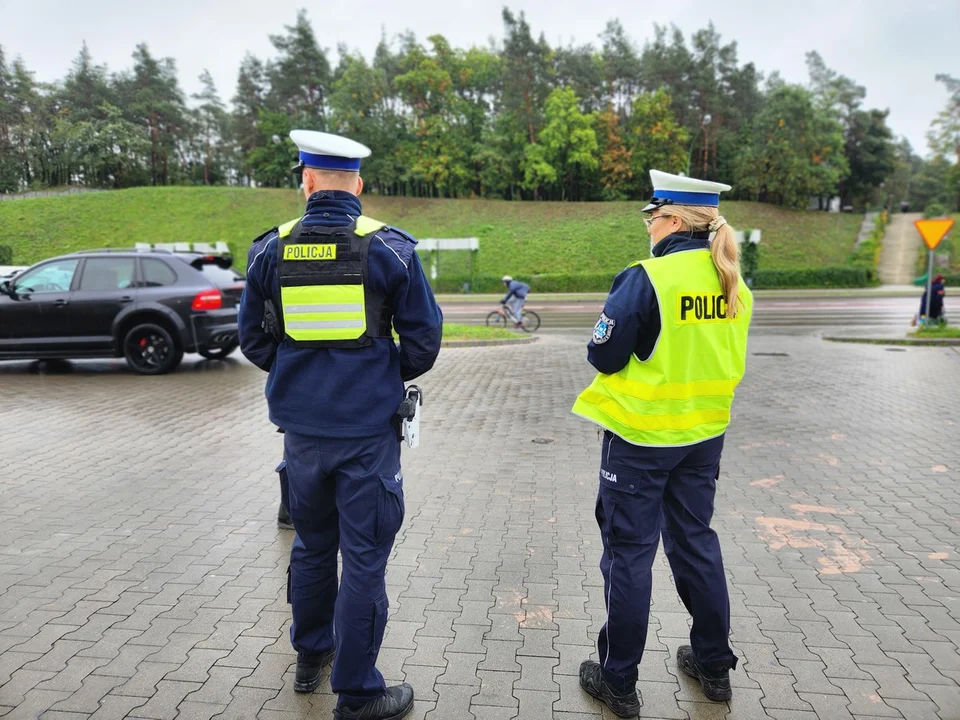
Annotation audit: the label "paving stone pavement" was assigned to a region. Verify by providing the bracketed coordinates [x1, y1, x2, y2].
[0, 332, 959, 719]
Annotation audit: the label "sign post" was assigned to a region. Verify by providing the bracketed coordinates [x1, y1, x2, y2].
[914, 219, 955, 322]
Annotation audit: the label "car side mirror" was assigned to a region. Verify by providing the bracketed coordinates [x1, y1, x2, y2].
[0, 280, 11, 296]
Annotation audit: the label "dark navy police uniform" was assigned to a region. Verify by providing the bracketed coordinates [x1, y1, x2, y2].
[239, 190, 442, 708]
[587, 233, 739, 692]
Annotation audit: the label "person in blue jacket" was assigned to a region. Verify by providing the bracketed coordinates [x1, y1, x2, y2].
[573, 170, 751, 716]
[239, 130, 442, 720]
[501, 275, 530, 327]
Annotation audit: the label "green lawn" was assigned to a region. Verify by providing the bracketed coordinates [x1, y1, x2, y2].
[441, 323, 525, 341]
[910, 325, 960, 339]
[0, 186, 862, 275]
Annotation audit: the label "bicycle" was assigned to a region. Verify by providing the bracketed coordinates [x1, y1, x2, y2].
[486, 302, 541, 333]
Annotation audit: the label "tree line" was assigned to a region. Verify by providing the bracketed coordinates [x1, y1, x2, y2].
[0, 8, 957, 211]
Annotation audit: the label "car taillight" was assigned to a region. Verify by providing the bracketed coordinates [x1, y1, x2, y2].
[191, 289, 222, 311]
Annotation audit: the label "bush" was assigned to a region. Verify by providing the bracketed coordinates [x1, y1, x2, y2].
[434, 266, 875, 292]
[740, 239, 760, 279]
[0, 245, 11, 265]
[751, 266, 871, 289]
[924, 202, 950, 219]
[846, 210, 887, 286]
[433, 272, 619, 294]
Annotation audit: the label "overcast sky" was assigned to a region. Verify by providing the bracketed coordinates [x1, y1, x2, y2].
[1, 0, 957, 155]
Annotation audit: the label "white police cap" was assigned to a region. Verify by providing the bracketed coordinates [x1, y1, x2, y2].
[289, 130, 371, 172]
[642, 169, 732, 213]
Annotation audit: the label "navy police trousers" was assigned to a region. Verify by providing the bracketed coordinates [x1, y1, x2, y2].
[595, 430, 738, 693]
[283, 429, 404, 707]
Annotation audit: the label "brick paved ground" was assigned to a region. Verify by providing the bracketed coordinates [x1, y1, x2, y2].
[0, 332, 958, 719]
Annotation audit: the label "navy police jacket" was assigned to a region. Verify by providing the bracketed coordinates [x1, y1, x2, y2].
[588, 232, 711, 374]
[239, 191, 443, 438]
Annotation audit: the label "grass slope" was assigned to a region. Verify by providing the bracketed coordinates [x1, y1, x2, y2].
[0, 187, 862, 274]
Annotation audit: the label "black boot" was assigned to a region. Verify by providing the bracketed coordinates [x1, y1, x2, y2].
[294, 649, 335, 693]
[579, 660, 640, 718]
[277, 503, 294, 530]
[676, 645, 732, 702]
[333, 683, 415, 720]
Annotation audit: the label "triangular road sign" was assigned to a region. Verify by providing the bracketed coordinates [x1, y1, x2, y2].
[914, 218, 955, 250]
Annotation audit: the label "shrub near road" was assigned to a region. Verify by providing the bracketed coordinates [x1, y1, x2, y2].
[0, 187, 863, 287]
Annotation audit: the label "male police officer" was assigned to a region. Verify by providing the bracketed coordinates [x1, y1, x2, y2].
[239, 130, 443, 720]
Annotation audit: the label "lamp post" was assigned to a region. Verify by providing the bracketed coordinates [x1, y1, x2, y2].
[685, 113, 711, 177]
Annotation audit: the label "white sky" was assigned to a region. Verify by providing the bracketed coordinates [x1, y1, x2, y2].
[1, 0, 958, 155]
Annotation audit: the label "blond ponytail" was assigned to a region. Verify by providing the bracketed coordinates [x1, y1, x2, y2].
[655, 205, 741, 318]
[710, 223, 740, 319]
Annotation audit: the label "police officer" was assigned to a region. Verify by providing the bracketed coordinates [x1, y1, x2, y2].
[572, 170, 753, 716]
[500, 275, 529, 327]
[239, 130, 443, 720]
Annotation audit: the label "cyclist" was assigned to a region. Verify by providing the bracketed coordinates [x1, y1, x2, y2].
[501, 275, 530, 328]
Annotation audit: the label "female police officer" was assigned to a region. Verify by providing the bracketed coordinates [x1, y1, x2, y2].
[572, 170, 753, 716]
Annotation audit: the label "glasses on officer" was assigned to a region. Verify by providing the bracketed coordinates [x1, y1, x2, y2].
[643, 213, 668, 230]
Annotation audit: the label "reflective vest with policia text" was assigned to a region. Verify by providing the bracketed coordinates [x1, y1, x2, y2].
[276, 215, 392, 348]
[572, 249, 753, 447]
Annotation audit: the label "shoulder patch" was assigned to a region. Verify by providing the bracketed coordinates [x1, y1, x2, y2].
[373, 228, 418, 267]
[593, 312, 617, 345]
[251, 227, 278, 246]
[385, 225, 417, 245]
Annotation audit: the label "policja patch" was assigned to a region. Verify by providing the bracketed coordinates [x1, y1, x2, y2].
[593, 312, 616, 344]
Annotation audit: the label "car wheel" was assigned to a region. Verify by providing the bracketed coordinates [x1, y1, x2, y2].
[198, 341, 239, 360]
[123, 323, 183, 375]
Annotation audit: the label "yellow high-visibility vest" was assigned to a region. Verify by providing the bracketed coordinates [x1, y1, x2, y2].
[277, 215, 390, 347]
[572, 249, 753, 446]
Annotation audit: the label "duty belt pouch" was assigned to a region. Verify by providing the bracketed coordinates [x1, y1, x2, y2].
[277, 221, 392, 349]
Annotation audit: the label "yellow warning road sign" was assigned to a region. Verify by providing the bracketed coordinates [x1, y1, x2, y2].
[914, 218, 955, 251]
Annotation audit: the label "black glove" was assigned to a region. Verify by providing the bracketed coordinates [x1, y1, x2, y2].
[262, 298, 283, 342]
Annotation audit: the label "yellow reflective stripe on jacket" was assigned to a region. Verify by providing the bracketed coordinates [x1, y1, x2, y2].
[280, 284, 366, 342]
[577, 389, 731, 432]
[599, 375, 738, 402]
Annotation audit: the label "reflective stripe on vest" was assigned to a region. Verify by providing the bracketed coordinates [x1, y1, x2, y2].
[281, 281, 366, 342]
[571, 250, 753, 447]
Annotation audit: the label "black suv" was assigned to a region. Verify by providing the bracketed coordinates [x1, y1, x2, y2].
[0, 248, 244, 374]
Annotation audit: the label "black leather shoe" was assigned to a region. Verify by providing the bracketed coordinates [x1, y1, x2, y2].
[677, 645, 732, 702]
[294, 649, 335, 693]
[579, 660, 640, 718]
[278, 504, 294, 530]
[333, 683, 415, 720]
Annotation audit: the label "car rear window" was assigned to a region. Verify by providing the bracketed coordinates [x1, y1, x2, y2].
[198, 264, 245, 286]
[142, 258, 178, 287]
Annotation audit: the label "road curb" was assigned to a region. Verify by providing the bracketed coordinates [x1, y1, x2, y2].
[442, 336, 541, 348]
[823, 336, 960, 347]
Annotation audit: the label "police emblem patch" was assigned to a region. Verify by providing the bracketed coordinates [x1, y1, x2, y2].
[593, 312, 616, 344]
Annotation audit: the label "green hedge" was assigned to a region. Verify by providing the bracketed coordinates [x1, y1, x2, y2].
[846, 210, 887, 287]
[0, 245, 12, 265]
[435, 266, 875, 292]
[751, 266, 871, 288]
[433, 272, 619, 293]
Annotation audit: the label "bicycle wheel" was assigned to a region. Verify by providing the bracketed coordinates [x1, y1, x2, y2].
[519, 310, 541, 332]
[486, 310, 507, 328]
